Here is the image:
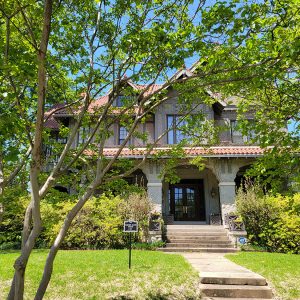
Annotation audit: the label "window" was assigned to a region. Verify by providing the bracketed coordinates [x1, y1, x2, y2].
[230, 120, 255, 143]
[118, 126, 128, 144]
[115, 95, 134, 107]
[78, 126, 90, 145]
[56, 135, 67, 144]
[167, 115, 187, 144]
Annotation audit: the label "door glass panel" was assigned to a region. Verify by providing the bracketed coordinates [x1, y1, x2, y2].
[170, 185, 204, 221]
[186, 188, 196, 218]
[174, 187, 184, 220]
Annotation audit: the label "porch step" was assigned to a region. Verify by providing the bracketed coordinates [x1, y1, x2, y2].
[164, 225, 235, 253]
[167, 231, 227, 235]
[166, 225, 224, 229]
[166, 242, 232, 248]
[167, 236, 230, 241]
[200, 284, 273, 298]
[200, 272, 267, 286]
[168, 237, 230, 244]
[202, 298, 273, 300]
[160, 247, 238, 253]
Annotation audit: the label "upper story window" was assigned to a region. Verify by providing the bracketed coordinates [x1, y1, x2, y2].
[114, 95, 134, 107]
[230, 120, 255, 143]
[167, 115, 187, 144]
[118, 125, 128, 145]
[78, 126, 90, 145]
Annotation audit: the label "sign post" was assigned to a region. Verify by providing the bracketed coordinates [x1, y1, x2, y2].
[123, 220, 138, 269]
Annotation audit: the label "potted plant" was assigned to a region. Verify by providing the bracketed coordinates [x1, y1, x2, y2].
[149, 211, 163, 231]
[226, 212, 245, 231]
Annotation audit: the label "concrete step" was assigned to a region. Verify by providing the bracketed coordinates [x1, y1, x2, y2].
[201, 297, 273, 300]
[166, 243, 233, 248]
[167, 236, 230, 241]
[200, 272, 267, 286]
[166, 225, 224, 229]
[160, 247, 238, 253]
[166, 232, 228, 236]
[200, 284, 273, 299]
[167, 238, 232, 243]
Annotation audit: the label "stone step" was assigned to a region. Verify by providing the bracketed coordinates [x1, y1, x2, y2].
[166, 232, 227, 236]
[200, 284, 273, 299]
[167, 236, 230, 241]
[166, 229, 226, 232]
[167, 238, 231, 244]
[200, 272, 267, 286]
[166, 243, 233, 248]
[166, 225, 224, 229]
[160, 247, 238, 253]
[201, 297, 273, 300]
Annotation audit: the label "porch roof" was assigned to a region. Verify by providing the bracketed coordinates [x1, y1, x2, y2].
[85, 146, 265, 158]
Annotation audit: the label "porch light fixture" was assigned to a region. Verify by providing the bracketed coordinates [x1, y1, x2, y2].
[210, 187, 217, 198]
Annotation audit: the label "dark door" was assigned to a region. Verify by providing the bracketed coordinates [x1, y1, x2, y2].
[169, 182, 205, 221]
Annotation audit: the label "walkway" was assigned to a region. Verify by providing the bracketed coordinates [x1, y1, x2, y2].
[181, 252, 273, 299]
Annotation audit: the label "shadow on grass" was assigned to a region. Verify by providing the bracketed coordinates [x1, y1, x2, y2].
[110, 292, 199, 300]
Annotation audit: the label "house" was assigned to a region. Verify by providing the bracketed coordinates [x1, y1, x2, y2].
[45, 65, 264, 230]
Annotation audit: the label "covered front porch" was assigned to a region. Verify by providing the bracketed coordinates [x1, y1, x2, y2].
[143, 158, 253, 226]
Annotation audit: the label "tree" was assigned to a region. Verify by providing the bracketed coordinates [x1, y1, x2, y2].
[0, 0, 299, 299]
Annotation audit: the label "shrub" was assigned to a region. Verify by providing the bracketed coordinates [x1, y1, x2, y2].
[132, 241, 166, 250]
[236, 184, 300, 254]
[119, 191, 153, 242]
[0, 188, 154, 250]
[0, 187, 29, 249]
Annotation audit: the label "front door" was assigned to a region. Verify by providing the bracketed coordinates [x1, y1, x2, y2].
[169, 181, 205, 221]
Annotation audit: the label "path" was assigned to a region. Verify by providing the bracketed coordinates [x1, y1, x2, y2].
[181, 252, 273, 299]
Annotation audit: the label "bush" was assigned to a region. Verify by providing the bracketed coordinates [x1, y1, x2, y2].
[119, 191, 153, 242]
[0, 187, 29, 249]
[132, 241, 166, 250]
[0, 188, 154, 250]
[236, 184, 300, 254]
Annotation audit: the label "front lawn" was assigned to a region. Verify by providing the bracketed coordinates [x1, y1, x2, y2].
[226, 252, 300, 300]
[0, 250, 200, 300]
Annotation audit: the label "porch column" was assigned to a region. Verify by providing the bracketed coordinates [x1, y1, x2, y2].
[147, 182, 163, 213]
[219, 181, 236, 228]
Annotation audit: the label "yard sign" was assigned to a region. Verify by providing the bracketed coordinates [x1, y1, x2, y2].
[124, 220, 138, 269]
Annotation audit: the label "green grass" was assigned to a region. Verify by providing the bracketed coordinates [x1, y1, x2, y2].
[226, 252, 300, 300]
[0, 250, 200, 300]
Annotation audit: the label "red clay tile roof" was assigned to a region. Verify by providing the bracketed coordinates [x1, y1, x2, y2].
[84, 146, 264, 158]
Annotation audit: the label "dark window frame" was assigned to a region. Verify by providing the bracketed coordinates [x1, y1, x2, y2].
[118, 125, 128, 145]
[167, 115, 187, 144]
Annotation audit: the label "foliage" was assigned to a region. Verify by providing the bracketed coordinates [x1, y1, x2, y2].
[0, 189, 154, 250]
[236, 184, 300, 254]
[41, 194, 125, 249]
[0, 250, 200, 300]
[226, 252, 300, 300]
[120, 190, 153, 242]
[0, 187, 29, 250]
[132, 241, 166, 251]
[1, 0, 300, 297]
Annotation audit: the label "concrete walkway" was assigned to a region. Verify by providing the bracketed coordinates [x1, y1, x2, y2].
[181, 252, 256, 274]
[180, 252, 273, 299]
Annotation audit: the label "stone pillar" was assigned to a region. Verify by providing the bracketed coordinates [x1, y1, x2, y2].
[219, 181, 236, 227]
[147, 182, 163, 213]
[146, 169, 163, 242]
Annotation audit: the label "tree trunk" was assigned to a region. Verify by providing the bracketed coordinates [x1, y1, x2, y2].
[35, 185, 95, 300]
[7, 1, 53, 299]
[0, 151, 4, 223]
